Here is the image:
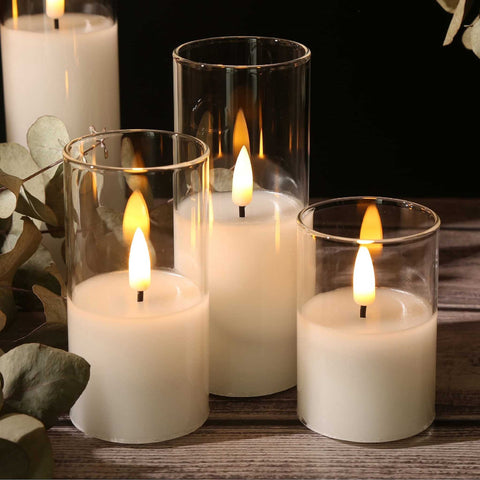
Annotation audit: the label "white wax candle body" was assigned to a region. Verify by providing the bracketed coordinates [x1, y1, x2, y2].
[68, 270, 209, 444]
[1, 13, 120, 144]
[298, 287, 437, 443]
[177, 190, 302, 397]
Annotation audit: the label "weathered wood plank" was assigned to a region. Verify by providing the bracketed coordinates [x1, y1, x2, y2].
[411, 198, 480, 230]
[48, 422, 480, 479]
[438, 229, 480, 307]
[8, 198, 480, 478]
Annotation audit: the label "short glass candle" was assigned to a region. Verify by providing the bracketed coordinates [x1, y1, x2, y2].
[63, 129, 209, 444]
[173, 36, 311, 397]
[296, 196, 441, 443]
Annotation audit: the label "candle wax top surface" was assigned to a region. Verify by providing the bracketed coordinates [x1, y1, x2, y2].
[2, 13, 114, 33]
[72, 270, 204, 319]
[209, 190, 302, 223]
[301, 287, 434, 334]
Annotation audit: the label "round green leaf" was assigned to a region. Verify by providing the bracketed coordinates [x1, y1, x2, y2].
[0, 413, 53, 478]
[27, 116, 70, 181]
[0, 343, 90, 428]
[0, 170, 24, 219]
[0, 437, 29, 479]
[0, 143, 45, 203]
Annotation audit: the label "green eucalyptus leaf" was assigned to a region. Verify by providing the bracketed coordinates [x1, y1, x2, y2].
[32, 285, 66, 325]
[210, 167, 233, 192]
[0, 216, 12, 252]
[27, 115, 69, 181]
[16, 187, 58, 227]
[0, 217, 42, 287]
[96, 205, 124, 244]
[44, 164, 64, 237]
[470, 17, 480, 57]
[443, 0, 471, 45]
[436, 0, 461, 13]
[0, 170, 24, 219]
[0, 437, 29, 479]
[0, 143, 45, 203]
[0, 413, 53, 478]
[12, 322, 68, 351]
[44, 262, 66, 298]
[0, 343, 90, 428]
[0, 287, 16, 334]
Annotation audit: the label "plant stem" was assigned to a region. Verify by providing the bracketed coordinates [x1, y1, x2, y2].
[0, 158, 62, 194]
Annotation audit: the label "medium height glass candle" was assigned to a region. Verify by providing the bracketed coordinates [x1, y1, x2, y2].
[64, 129, 209, 443]
[1, 0, 120, 144]
[297, 196, 440, 442]
[173, 36, 311, 397]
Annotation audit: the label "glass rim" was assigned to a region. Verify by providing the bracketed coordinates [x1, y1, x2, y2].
[172, 35, 311, 70]
[63, 128, 210, 173]
[297, 196, 441, 245]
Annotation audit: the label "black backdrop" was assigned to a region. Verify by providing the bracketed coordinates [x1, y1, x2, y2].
[1, 0, 478, 198]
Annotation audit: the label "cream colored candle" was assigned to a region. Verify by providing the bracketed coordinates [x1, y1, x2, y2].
[297, 286, 437, 443]
[68, 270, 209, 444]
[1, 12, 120, 144]
[175, 189, 301, 397]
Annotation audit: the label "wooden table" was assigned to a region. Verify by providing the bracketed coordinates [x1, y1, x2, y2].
[43, 198, 480, 478]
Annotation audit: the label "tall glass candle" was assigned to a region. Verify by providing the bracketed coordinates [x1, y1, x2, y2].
[297, 196, 441, 442]
[63, 130, 209, 444]
[1, 0, 120, 144]
[173, 36, 311, 397]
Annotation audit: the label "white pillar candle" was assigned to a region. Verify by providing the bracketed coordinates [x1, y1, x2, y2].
[1, 12, 120, 145]
[176, 190, 302, 397]
[68, 270, 209, 444]
[297, 286, 437, 443]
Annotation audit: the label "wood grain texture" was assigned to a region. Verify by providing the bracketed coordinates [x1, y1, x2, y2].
[47, 422, 480, 479]
[4, 197, 480, 478]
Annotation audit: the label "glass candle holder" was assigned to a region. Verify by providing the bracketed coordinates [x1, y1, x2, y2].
[173, 36, 311, 397]
[297, 196, 440, 443]
[63, 129, 209, 444]
[1, 0, 120, 145]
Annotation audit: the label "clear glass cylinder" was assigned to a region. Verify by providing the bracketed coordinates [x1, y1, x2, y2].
[173, 36, 311, 397]
[63, 129, 209, 444]
[0, 0, 120, 145]
[297, 196, 441, 443]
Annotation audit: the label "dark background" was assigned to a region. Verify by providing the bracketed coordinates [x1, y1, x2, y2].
[1, 0, 478, 198]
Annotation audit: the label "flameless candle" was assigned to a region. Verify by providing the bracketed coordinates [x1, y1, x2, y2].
[0, 0, 120, 144]
[68, 191, 208, 443]
[297, 198, 440, 443]
[175, 144, 301, 397]
[64, 130, 210, 444]
[173, 37, 311, 397]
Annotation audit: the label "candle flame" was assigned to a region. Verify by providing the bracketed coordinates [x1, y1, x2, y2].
[259, 128, 265, 159]
[232, 145, 253, 207]
[129, 228, 151, 293]
[123, 190, 150, 245]
[46, 0, 65, 19]
[359, 204, 383, 257]
[353, 245, 375, 306]
[233, 109, 250, 160]
[12, 0, 18, 29]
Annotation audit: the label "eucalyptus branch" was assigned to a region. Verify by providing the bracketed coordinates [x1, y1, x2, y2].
[0, 285, 36, 295]
[0, 158, 62, 194]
